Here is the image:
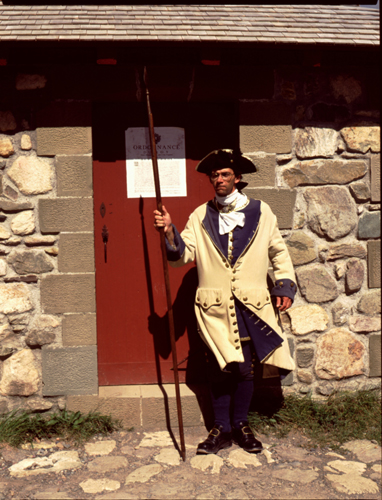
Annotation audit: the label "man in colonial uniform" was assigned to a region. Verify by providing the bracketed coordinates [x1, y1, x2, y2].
[154, 149, 296, 454]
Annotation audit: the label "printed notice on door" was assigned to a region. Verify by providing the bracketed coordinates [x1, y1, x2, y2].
[125, 127, 187, 198]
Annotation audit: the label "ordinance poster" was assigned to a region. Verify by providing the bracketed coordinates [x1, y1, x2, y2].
[125, 127, 187, 198]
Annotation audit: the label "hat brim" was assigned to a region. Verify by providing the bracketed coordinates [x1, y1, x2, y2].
[195, 149, 257, 174]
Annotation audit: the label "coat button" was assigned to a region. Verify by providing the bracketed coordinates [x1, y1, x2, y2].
[225, 264, 229, 268]
[232, 269, 236, 274]
[216, 298, 220, 303]
[231, 277, 235, 282]
[266, 296, 269, 301]
[230, 313, 235, 317]
[257, 301, 261, 306]
[229, 305, 234, 309]
[291, 282, 295, 287]
[230, 296, 234, 300]
[203, 302, 207, 307]
[235, 338, 239, 343]
[279, 281, 284, 287]
[233, 321, 237, 325]
[234, 329, 238, 333]
[232, 286, 235, 291]
[235, 346, 240, 350]
[243, 296, 248, 301]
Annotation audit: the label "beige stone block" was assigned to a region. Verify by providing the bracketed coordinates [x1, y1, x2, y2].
[58, 233, 95, 273]
[67, 395, 141, 428]
[41, 274, 95, 313]
[241, 154, 276, 187]
[240, 125, 291, 154]
[371, 154, 380, 203]
[369, 334, 381, 377]
[341, 125, 380, 154]
[37, 127, 92, 156]
[8, 156, 53, 195]
[20, 134, 32, 150]
[239, 101, 291, 154]
[315, 328, 366, 380]
[39, 198, 93, 233]
[0, 136, 14, 157]
[42, 346, 98, 396]
[11, 211, 35, 236]
[56, 155, 93, 197]
[62, 313, 97, 346]
[368, 240, 381, 288]
[244, 188, 296, 229]
[288, 304, 329, 335]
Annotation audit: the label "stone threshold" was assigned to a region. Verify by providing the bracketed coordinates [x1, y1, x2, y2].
[99, 383, 198, 399]
[67, 383, 211, 430]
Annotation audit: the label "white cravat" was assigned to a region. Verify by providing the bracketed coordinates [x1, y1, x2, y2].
[215, 190, 248, 235]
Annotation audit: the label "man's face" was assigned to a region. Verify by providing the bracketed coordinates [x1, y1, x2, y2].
[210, 168, 241, 197]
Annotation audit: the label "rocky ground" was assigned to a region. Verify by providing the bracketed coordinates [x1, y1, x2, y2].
[0, 427, 380, 500]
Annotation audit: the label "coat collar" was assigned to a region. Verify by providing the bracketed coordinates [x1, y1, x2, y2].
[202, 198, 261, 255]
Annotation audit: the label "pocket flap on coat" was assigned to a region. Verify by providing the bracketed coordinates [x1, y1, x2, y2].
[237, 289, 270, 310]
[196, 288, 223, 309]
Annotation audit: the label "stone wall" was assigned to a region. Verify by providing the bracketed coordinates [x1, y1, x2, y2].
[0, 100, 97, 414]
[240, 67, 381, 397]
[0, 60, 380, 419]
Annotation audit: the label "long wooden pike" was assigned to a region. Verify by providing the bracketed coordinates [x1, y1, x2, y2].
[143, 66, 186, 462]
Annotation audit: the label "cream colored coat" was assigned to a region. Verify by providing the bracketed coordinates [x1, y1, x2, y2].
[170, 200, 296, 375]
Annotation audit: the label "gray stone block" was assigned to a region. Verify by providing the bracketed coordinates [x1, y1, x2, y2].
[369, 334, 381, 377]
[371, 154, 380, 203]
[62, 313, 97, 346]
[39, 198, 94, 233]
[239, 101, 292, 154]
[368, 240, 381, 288]
[37, 127, 92, 156]
[58, 233, 95, 273]
[56, 155, 93, 197]
[244, 188, 296, 229]
[296, 347, 314, 368]
[358, 211, 381, 240]
[41, 274, 95, 313]
[242, 154, 276, 187]
[281, 337, 295, 386]
[42, 346, 98, 396]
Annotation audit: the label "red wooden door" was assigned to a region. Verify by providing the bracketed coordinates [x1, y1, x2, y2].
[93, 102, 237, 385]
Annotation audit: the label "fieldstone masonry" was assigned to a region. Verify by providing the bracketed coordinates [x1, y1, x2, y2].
[0, 62, 380, 423]
[0, 101, 97, 415]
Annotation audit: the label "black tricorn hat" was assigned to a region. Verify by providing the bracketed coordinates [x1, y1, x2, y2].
[196, 149, 257, 175]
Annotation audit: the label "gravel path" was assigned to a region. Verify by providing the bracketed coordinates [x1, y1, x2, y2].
[0, 427, 380, 499]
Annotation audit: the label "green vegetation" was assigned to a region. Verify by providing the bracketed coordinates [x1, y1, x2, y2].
[249, 389, 381, 449]
[0, 409, 123, 448]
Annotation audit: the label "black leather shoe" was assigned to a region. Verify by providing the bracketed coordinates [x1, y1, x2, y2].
[232, 422, 263, 453]
[197, 425, 232, 455]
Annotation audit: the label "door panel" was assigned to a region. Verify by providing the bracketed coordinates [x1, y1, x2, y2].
[93, 102, 237, 385]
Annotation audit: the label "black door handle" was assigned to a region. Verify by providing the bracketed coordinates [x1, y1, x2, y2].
[102, 225, 109, 263]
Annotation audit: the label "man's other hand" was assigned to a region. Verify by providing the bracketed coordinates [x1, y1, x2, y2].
[276, 296, 292, 311]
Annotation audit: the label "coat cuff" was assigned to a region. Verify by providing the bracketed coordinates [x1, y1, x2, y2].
[165, 225, 186, 261]
[271, 279, 297, 301]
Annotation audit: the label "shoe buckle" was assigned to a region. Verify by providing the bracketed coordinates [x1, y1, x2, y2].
[209, 428, 220, 438]
[242, 426, 252, 435]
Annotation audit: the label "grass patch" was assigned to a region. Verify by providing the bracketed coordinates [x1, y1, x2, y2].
[248, 389, 381, 449]
[0, 409, 123, 448]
